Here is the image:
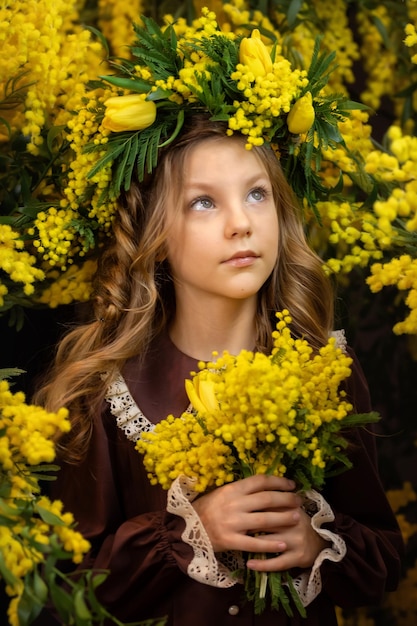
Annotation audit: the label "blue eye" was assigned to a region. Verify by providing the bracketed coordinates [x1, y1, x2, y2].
[248, 187, 268, 202]
[191, 197, 214, 211]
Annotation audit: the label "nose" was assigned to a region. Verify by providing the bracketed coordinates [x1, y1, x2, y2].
[224, 203, 252, 239]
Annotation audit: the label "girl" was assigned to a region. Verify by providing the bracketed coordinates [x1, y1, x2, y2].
[34, 116, 403, 625]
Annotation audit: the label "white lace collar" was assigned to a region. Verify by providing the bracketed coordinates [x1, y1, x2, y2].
[105, 329, 347, 442]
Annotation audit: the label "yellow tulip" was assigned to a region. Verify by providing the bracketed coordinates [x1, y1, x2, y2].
[286, 92, 315, 135]
[102, 95, 157, 132]
[239, 29, 273, 77]
[185, 378, 219, 413]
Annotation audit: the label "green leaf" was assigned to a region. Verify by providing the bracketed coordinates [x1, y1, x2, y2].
[371, 14, 391, 49]
[0, 550, 20, 587]
[49, 579, 74, 623]
[287, 0, 304, 27]
[74, 588, 92, 620]
[100, 75, 151, 94]
[284, 571, 307, 617]
[90, 571, 108, 590]
[17, 584, 44, 626]
[84, 24, 110, 57]
[0, 367, 26, 380]
[33, 569, 49, 604]
[86, 140, 126, 180]
[130, 17, 179, 80]
[147, 86, 172, 101]
[46, 125, 65, 154]
[158, 109, 184, 148]
[25, 463, 60, 474]
[337, 99, 372, 113]
[112, 134, 135, 194]
[34, 503, 68, 526]
[339, 411, 381, 428]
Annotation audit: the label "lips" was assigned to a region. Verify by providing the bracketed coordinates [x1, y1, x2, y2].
[223, 250, 259, 267]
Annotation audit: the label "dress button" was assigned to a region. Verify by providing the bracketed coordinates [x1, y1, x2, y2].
[228, 605, 240, 616]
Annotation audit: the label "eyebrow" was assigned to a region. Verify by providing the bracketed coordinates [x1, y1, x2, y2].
[184, 174, 271, 192]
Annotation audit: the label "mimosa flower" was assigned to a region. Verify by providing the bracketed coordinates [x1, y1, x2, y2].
[102, 95, 157, 132]
[239, 29, 273, 77]
[287, 92, 315, 134]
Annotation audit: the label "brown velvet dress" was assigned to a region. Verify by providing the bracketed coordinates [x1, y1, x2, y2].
[43, 332, 403, 625]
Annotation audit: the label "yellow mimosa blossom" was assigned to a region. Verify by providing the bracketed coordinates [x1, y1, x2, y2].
[0, 224, 45, 296]
[367, 256, 417, 335]
[97, 0, 145, 58]
[38, 260, 96, 308]
[0, 378, 92, 618]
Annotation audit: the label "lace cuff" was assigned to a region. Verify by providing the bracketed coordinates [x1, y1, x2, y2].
[167, 479, 346, 604]
[294, 489, 347, 607]
[167, 475, 239, 587]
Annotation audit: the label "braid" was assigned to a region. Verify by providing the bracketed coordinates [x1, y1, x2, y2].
[33, 184, 165, 462]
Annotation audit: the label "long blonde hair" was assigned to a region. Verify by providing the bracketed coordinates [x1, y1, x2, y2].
[34, 116, 334, 462]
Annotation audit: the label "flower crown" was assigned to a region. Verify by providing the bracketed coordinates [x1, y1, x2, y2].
[86, 8, 365, 213]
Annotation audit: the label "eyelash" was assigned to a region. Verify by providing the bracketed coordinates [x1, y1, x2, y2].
[190, 196, 213, 210]
[190, 185, 271, 211]
[249, 185, 269, 201]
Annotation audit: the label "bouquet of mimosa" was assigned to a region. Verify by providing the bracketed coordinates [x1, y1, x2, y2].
[136, 310, 379, 617]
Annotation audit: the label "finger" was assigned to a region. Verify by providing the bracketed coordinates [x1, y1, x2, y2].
[238, 474, 297, 495]
[245, 490, 303, 512]
[231, 534, 287, 554]
[246, 553, 291, 572]
[248, 508, 301, 533]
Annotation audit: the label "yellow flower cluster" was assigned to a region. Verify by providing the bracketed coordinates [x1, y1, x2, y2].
[367, 255, 417, 335]
[223, 0, 359, 95]
[310, 0, 360, 90]
[308, 200, 382, 275]
[355, 5, 411, 120]
[29, 207, 78, 270]
[157, 63, 213, 104]
[0, 378, 90, 621]
[137, 311, 374, 495]
[27, 89, 117, 271]
[229, 53, 308, 147]
[155, 9, 234, 104]
[405, 23, 417, 64]
[0, 379, 70, 468]
[38, 260, 97, 308]
[223, 0, 278, 37]
[320, 110, 374, 188]
[36, 496, 90, 563]
[0, 224, 45, 305]
[63, 92, 116, 229]
[0, 0, 113, 300]
[0, 0, 104, 153]
[315, 123, 417, 293]
[97, 0, 145, 58]
[136, 412, 235, 492]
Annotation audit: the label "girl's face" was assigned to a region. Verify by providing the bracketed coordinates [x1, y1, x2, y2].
[165, 137, 279, 309]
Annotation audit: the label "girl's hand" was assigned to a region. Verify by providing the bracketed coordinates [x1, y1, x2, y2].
[192, 474, 329, 571]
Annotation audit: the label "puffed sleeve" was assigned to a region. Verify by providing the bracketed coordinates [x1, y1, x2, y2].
[319, 348, 404, 607]
[46, 403, 195, 621]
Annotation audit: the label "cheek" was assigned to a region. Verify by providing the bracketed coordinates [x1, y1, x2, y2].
[264, 214, 279, 261]
[166, 231, 206, 276]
